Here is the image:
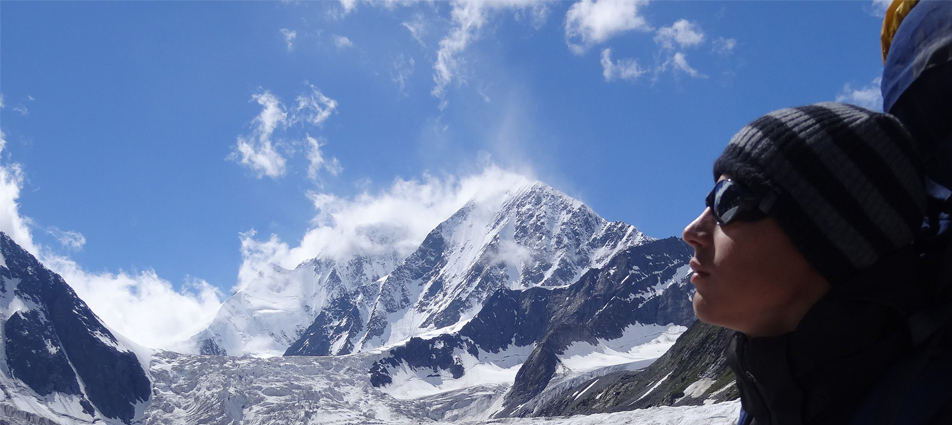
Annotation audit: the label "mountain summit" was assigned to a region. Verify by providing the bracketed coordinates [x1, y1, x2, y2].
[192, 180, 649, 357]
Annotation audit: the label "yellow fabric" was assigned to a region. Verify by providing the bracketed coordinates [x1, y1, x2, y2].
[882, 0, 921, 62]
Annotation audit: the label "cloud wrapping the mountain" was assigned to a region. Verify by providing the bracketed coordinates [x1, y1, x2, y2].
[235, 165, 532, 291]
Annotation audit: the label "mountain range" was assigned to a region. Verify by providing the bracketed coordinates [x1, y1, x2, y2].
[0, 179, 739, 424]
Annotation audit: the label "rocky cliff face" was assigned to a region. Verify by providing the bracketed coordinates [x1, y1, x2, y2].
[0, 232, 151, 424]
[506, 320, 738, 417]
[368, 237, 697, 407]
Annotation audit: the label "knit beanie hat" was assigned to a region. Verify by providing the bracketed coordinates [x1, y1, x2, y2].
[713, 102, 926, 284]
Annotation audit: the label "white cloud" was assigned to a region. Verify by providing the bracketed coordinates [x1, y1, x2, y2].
[231, 87, 340, 179]
[836, 77, 883, 111]
[0, 130, 36, 255]
[46, 227, 86, 250]
[0, 129, 223, 350]
[44, 254, 224, 350]
[0, 95, 4, 109]
[654, 19, 704, 50]
[235, 164, 533, 288]
[392, 54, 416, 92]
[294, 85, 338, 127]
[339, 0, 359, 15]
[432, 0, 551, 99]
[305, 135, 343, 181]
[565, 0, 651, 55]
[662, 51, 704, 78]
[712, 36, 736, 55]
[333, 35, 353, 49]
[231, 91, 289, 179]
[402, 15, 428, 47]
[280, 28, 297, 51]
[601, 48, 644, 82]
[13, 105, 28, 116]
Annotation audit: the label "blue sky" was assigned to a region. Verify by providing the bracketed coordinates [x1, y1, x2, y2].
[0, 0, 890, 348]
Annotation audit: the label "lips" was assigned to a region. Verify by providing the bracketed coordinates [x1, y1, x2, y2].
[689, 258, 710, 279]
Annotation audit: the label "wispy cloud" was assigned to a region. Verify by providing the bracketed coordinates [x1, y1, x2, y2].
[402, 15, 428, 47]
[306, 135, 343, 182]
[836, 77, 883, 111]
[432, 0, 551, 101]
[46, 226, 86, 250]
[294, 85, 338, 127]
[661, 52, 704, 78]
[654, 19, 704, 50]
[333, 35, 354, 49]
[712, 36, 736, 56]
[280, 28, 297, 51]
[391, 54, 416, 93]
[13, 105, 28, 116]
[601, 48, 644, 82]
[565, 0, 651, 55]
[232, 91, 289, 179]
[230, 86, 341, 180]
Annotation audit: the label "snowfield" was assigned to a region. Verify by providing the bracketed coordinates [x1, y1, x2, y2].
[142, 340, 739, 425]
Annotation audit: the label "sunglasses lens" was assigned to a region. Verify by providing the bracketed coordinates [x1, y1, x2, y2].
[711, 180, 749, 224]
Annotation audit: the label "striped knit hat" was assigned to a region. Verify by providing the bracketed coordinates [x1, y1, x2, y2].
[713, 102, 926, 284]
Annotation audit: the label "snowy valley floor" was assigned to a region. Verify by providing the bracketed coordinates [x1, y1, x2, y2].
[449, 401, 741, 425]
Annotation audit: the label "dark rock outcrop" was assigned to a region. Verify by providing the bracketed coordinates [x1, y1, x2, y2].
[0, 232, 151, 423]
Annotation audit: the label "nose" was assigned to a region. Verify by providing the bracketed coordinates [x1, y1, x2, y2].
[683, 207, 714, 249]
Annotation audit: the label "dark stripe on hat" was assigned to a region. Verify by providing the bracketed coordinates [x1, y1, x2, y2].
[797, 105, 924, 238]
[726, 123, 878, 267]
[748, 114, 898, 257]
[770, 195, 856, 282]
[841, 103, 923, 175]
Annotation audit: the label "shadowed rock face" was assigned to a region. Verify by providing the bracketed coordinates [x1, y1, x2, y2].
[369, 237, 696, 407]
[0, 233, 151, 423]
[507, 321, 738, 418]
[285, 182, 650, 358]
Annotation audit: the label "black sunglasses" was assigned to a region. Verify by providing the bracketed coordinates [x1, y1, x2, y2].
[705, 179, 777, 225]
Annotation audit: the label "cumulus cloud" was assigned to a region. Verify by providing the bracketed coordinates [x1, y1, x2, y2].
[654, 19, 704, 50]
[46, 227, 86, 250]
[232, 91, 289, 178]
[333, 35, 354, 49]
[235, 164, 533, 290]
[836, 77, 883, 111]
[280, 28, 297, 51]
[432, 0, 551, 99]
[565, 0, 651, 55]
[601, 48, 644, 82]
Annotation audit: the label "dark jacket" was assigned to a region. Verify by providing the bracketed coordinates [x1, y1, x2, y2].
[726, 247, 952, 425]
